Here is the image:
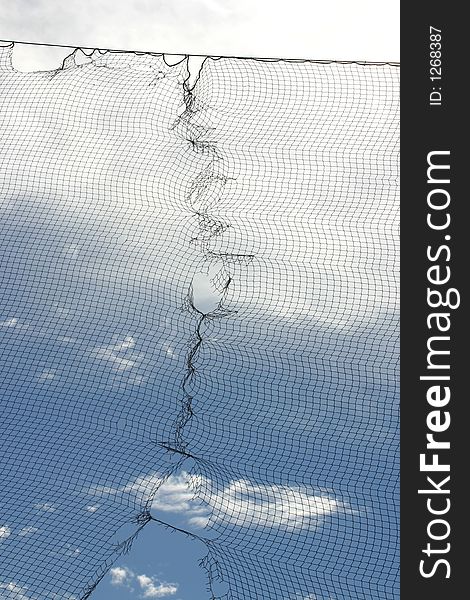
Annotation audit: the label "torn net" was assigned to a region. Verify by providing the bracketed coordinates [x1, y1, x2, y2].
[0, 44, 399, 599]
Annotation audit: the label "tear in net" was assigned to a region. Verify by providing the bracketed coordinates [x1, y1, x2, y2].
[0, 44, 399, 600]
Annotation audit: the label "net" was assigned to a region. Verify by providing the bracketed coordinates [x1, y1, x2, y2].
[0, 43, 399, 600]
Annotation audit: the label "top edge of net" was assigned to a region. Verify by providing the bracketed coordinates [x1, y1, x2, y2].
[0, 39, 400, 67]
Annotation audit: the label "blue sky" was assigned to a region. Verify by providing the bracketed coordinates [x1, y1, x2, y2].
[0, 7, 399, 599]
[92, 523, 209, 600]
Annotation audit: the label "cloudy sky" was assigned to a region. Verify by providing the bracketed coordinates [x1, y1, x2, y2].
[0, 0, 399, 64]
[0, 4, 399, 600]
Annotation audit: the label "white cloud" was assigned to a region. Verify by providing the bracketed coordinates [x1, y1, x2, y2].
[151, 472, 345, 531]
[63, 544, 80, 557]
[37, 370, 57, 381]
[85, 505, 100, 513]
[0, 317, 29, 331]
[93, 337, 140, 372]
[122, 473, 163, 502]
[136, 574, 178, 598]
[151, 472, 206, 515]
[0, 582, 31, 600]
[88, 472, 163, 506]
[33, 502, 56, 512]
[109, 567, 178, 598]
[18, 527, 39, 537]
[115, 337, 136, 350]
[1, 1, 399, 64]
[110, 566, 131, 586]
[89, 472, 167, 503]
[301, 596, 336, 600]
[90, 470, 346, 531]
[0, 526, 11, 540]
[164, 345, 176, 359]
[94, 350, 136, 371]
[0, 318, 18, 327]
[207, 479, 342, 529]
[127, 375, 146, 386]
[63, 244, 80, 259]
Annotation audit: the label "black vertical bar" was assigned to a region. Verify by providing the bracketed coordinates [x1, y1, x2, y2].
[401, 4, 465, 599]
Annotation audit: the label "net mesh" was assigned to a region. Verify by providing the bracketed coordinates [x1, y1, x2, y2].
[0, 43, 399, 600]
